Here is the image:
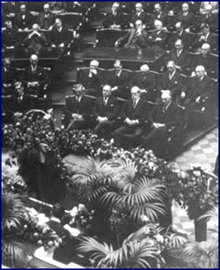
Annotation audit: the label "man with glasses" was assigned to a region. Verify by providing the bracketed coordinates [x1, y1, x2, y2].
[115, 20, 148, 49]
[114, 86, 148, 148]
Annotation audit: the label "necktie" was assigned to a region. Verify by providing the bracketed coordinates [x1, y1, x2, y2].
[163, 105, 167, 113]
[177, 50, 180, 57]
[133, 100, 136, 108]
[169, 73, 172, 80]
[104, 97, 108, 105]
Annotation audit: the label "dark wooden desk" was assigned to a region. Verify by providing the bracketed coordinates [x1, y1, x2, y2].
[82, 46, 166, 69]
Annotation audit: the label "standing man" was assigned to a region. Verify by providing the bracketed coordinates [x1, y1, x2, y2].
[114, 86, 148, 148]
[93, 85, 119, 137]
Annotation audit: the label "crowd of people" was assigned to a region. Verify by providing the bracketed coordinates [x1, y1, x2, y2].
[2, 1, 218, 156]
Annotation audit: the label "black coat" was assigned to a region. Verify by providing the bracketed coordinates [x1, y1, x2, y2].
[21, 65, 49, 87]
[166, 49, 191, 71]
[11, 93, 34, 113]
[148, 29, 167, 46]
[130, 11, 149, 25]
[64, 95, 92, 122]
[191, 53, 217, 74]
[176, 11, 195, 28]
[103, 11, 125, 28]
[148, 101, 180, 129]
[50, 27, 71, 46]
[14, 11, 33, 29]
[168, 30, 191, 49]
[93, 96, 119, 121]
[78, 69, 103, 95]
[2, 29, 21, 48]
[117, 28, 148, 48]
[121, 98, 148, 125]
[37, 12, 56, 30]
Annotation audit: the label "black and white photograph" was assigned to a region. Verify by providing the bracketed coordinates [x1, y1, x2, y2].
[2, 1, 218, 268]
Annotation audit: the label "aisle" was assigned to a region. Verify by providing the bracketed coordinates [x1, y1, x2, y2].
[171, 128, 218, 241]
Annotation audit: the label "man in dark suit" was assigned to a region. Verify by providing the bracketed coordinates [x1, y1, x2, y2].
[2, 1, 20, 19]
[197, 4, 218, 31]
[130, 3, 148, 28]
[21, 54, 49, 97]
[114, 86, 148, 149]
[37, 3, 56, 30]
[63, 84, 92, 130]
[23, 23, 48, 55]
[2, 20, 21, 51]
[180, 65, 214, 127]
[148, 20, 167, 47]
[93, 85, 119, 136]
[103, 2, 125, 29]
[158, 61, 183, 102]
[2, 58, 17, 96]
[14, 4, 33, 30]
[191, 43, 217, 76]
[166, 39, 191, 74]
[192, 24, 217, 52]
[106, 60, 130, 99]
[78, 60, 103, 97]
[176, 3, 195, 29]
[129, 64, 157, 102]
[50, 18, 71, 48]
[149, 3, 168, 29]
[167, 21, 191, 49]
[142, 90, 181, 154]
[115, 20, 148, 49]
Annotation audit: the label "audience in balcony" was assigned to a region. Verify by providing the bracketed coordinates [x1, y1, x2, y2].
[93, 85, 119, 136]
[37, 3, 56, 31]
[115, 20, 148, 49]
[103, 2, 126, 30]
[63, 84, 92, 131]
[21, 54, 49, 97]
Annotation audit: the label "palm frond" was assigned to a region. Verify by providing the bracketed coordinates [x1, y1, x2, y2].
[100, 191, 121, 206]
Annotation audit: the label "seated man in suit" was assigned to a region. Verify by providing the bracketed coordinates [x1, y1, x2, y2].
[192, 23, 217, 52]
[115, 20, 148, 49]
[14, 3, 33, 31]
[149, 3, 168, 29]
[63, 84, 92, 131]
[106, 60, 130, 99]
[114, 86, 148, 149]
[129, 64, 157, 102]
[23, 23, 48, 55]
[180, 65, 214, 128]
[21, 54, 49, 97]
[165, 39, 191, 74]
[148, 20, 167, 47]
[130, 3, 148, 28]
[198, 4, 218, 31]
[93, 85, 119, 137]
[142, 90, 181, 156]
[37, 3, 56, 30]
[50, 18, 71, 49]
[191, 43, 217, 77]
[103, 2, 125, 29]
[2, 58, 17, 96]
[2, 20, 21, 52]
[78, 60, 103, 97]
[176, 2, 195, 30]
[158, 61, 183, 102]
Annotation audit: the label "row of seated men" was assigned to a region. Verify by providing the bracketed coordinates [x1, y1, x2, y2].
[2, 17, 72, 56]
[101, 2, 218, 32]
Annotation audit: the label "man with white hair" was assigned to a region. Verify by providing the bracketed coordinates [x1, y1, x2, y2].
[114, 86, 148, 148]
[198, 4, 218, 31]
[191, 43, 217, 76]
[148, 20, 167, 46]
[23, 23, 47, 54]
[129, 64, 157, 102]
[37, 3, 56, 30]
[180, 65, 214, 127]
[142, 90, 181, 154]
[78, 60, 103, 97]
[115, 20, 148, 49]
[21, 54, 49, 97]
